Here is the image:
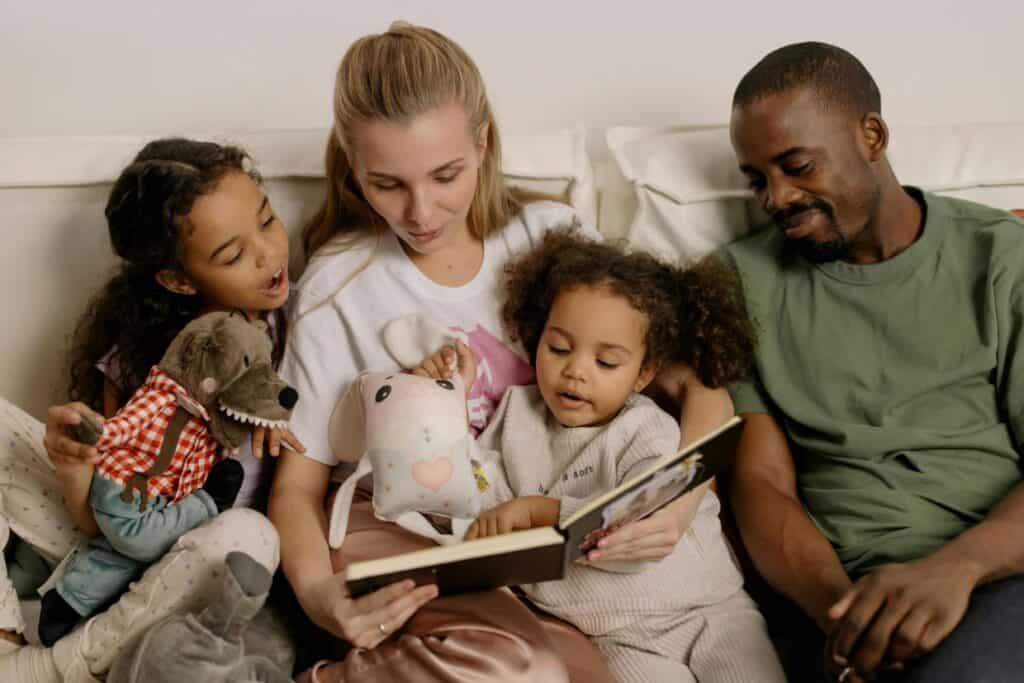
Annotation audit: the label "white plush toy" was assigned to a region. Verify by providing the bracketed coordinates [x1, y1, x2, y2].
[326, 315, 496, 548]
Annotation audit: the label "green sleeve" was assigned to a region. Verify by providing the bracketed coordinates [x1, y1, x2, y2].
[728, 372, 771, 415]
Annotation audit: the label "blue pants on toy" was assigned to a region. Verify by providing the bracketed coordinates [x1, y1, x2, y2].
[56, 473, 218, 616]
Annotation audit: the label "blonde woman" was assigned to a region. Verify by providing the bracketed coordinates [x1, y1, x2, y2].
[274, 23, 728, 682]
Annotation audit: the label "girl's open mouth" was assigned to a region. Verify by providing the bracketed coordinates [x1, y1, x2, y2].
[262, 267, 288, 297]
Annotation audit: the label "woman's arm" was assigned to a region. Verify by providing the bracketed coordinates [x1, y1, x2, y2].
[268, 450, 335, 600]
[268, 449, 438, 648]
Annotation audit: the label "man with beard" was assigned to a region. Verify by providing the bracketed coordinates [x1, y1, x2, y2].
[723, 42, 1024, 683]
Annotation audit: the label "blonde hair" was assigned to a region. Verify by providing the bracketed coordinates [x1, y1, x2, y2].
[303, 22, 546, 258]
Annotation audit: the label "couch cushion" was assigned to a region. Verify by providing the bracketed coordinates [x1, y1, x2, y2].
[607, 123, 1024, 260]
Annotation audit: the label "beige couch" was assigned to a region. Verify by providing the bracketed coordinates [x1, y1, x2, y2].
[2, 121, 1022, 645]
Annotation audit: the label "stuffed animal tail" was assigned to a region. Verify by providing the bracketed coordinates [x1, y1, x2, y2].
[327, 458, 373, 549]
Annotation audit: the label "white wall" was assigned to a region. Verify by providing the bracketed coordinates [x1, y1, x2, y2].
[3, 0, 1023, 144]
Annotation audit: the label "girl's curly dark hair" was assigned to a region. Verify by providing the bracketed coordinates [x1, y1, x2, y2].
[67, 138, 286, 410]
[501, 229, 756, 389]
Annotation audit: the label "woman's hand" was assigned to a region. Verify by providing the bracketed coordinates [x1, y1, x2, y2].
[250, 426, 305, 459]
[585, 506, 684, 563]
[465, 496, 560, 540]
[413, 340, 476, 390]
[297, 574, 438, 650]
[44, 402, 103, 468]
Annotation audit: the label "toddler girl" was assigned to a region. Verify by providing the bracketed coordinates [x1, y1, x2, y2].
[464, 228, 786, 683]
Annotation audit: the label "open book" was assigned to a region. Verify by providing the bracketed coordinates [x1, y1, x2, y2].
[344, 415, 744, 597]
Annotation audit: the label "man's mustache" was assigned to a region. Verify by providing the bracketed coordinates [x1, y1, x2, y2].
[773, 200, 834, 230]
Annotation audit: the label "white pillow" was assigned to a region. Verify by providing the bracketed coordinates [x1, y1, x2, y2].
[607, 123, 1024, 260]
[0, 125, 596, 226]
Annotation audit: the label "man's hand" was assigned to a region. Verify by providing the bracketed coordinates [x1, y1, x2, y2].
[825, 555, 978, 676]
[465, 496, 559, 539]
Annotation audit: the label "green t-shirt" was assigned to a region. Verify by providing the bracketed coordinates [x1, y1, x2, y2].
[725, 189, 1024, 575]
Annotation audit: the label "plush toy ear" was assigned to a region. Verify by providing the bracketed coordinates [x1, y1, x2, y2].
[327, 372, 367, 464]
[383, 314, 468, 369]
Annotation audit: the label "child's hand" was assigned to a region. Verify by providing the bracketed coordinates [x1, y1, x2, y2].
[465, 496, 559, 540]
[584, 506, 683, 563]
[44, 402, 104, 467]
[250, 426, 305, 459]
[413, 339, 476, 390]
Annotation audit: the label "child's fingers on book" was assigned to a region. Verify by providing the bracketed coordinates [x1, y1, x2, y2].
[592, 531, 675, 561]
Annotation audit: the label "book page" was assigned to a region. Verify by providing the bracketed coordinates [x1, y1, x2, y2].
[561, 416, 742, 562]
[579, 454, 703, 553]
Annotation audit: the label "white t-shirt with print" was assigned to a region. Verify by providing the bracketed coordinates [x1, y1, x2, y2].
[281, 201, 594, 474]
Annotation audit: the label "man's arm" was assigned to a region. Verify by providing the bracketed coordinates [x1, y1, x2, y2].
[930, 481, 1024, 584]
[825, 480, 1024, 677]
[730, 411, 852, 629]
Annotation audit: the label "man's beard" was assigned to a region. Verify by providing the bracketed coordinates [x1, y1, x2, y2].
[774, 200, 851, 263]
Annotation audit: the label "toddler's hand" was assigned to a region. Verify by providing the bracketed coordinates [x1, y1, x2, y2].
[250, 426, 305, 459]
[413, 340, 476, 390]
[465, 496, 559, 540]
[585, 506, 682, 563]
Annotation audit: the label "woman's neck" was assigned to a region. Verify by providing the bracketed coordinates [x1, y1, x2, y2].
[402, 225, 485, 287]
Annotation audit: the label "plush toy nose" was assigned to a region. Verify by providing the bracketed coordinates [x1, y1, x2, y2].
[278, 386, 299, 410]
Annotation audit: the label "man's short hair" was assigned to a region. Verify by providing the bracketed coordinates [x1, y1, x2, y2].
[733, 42, 881, 117]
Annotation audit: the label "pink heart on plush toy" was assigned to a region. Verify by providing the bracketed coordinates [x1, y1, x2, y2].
[412, 457, 454, 493]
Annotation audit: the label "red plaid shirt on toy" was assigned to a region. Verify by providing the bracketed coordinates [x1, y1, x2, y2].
[94, 366, 222, 503]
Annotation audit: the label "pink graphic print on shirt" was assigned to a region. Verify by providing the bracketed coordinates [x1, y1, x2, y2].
[453, 324, 534, 435]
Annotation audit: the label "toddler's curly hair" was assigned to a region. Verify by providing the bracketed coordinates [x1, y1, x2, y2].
[502, 228, 756, 388]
